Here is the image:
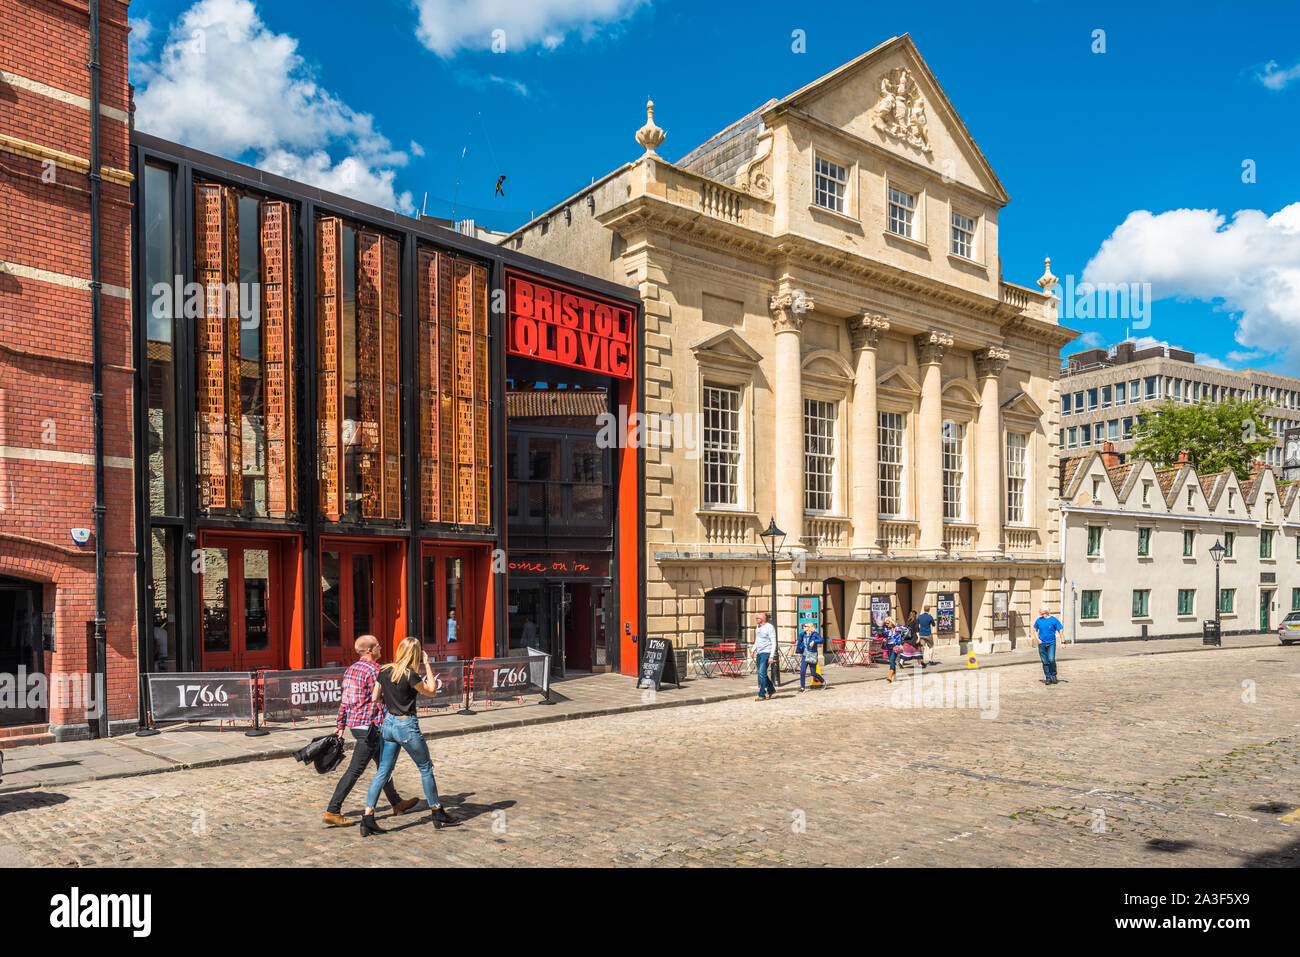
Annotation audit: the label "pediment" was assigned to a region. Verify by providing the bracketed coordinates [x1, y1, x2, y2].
[691, 328, 762, 367]
[1001, 391, 1044, 421]
[941, 377, 981, 407]
[877, 365, 920, 397]
[801, 349, 854, 384]
[771, 34, 1009, 205]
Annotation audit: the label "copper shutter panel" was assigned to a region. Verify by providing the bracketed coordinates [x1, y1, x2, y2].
[437, 254, 456, 520]
[316, 217, 344, 520]
[194, 183, 241, 511]
[472, 263, 490, 526]
[380, 236, 402, 519]
[356, 231, 384, 517]
[260, 200, 296, 517]
[417, 248, 440, 523]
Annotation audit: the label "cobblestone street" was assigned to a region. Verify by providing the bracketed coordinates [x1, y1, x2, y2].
[1, 645, 1298, 867]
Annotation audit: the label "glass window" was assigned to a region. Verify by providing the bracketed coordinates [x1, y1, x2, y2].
[814, 156, 848, 213]
[1081, 423, 1092, 446]
[1178, 589, 1195, 616]
[1108, 419, 1119, 441]
[702, 384, 741, 507]
[704, 588, 746, 644]
[144, 163, 178, 517]
[1137, 527, 1151, 556]
[804, 398, 837, 512]
[1101, 385, 1112, 408]
[1115, 382, 1126, 404]
[941, 420, 965, 521]
[1183, 529, 1195, 556]
[887, 186, 917, 238]
[1006, 432, 1027, 524]
[1224, 531, 1235, 557]
[1081, 590, 1100, 619]
[1087, 525, 1103, 556]
[1132, 589, 1150, 617]
[950, 210, 975, 258]
[147, 527, 179, 672]
[1292, 587, 1300, 611]
[878, 411, 905, 517]
[1220, 589, 1235, 614]
[1067, 427, 1077, 448]
[1145, 376, 1159, 400]
[1130, 379, 1140, 403]
[1261, 529, 1274, 559]
[1062, 393, 1072, 415]
[1122, 417, 1133, 439]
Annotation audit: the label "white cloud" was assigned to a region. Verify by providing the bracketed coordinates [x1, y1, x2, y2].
[1257, 58, 1300, 91]
[410, 140, 426, 157]
[133, 0, 413, 213]
[1076, 331, 1104, 349]
[1081, 205, 1300, 369]
[412, 0, 647, 57]
[128, 17, 153, 60]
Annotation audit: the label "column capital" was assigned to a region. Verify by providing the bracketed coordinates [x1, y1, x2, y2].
[914, 329, 954, 365]
[849, 312, 891, 351]
[974, 345, 1011, 379]
[769, 291, 814, 334]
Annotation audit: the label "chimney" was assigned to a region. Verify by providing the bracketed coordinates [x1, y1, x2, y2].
[1253, 459, 1265, 475]
[1101, 441, 1119, 470]
[1176, 450, 1189, 465]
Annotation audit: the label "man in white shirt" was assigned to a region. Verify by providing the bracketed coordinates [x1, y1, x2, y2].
[753, 612, 777, 701]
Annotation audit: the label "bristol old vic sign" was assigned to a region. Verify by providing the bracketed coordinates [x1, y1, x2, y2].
[506, 270, 636, 379]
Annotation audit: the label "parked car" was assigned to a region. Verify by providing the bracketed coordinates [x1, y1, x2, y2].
[1279, 611, 1300, 645]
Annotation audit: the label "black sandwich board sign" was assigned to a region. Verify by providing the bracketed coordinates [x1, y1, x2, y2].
[637, 635, 680, 691]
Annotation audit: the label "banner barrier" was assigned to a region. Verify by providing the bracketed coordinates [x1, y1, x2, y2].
[470, 654, 551, 705]
[416, 661, 467, 711]
[260, 667, 346, 722]
[143, 671, 257, 725]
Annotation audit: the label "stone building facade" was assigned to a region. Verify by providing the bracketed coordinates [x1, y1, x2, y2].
[1060, 340, 1300, 471]
[506, 35, 1076, 658]
[1061, 450, 1300, 640]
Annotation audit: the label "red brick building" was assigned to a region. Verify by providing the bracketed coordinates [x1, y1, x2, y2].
[0, 0, 137, 741]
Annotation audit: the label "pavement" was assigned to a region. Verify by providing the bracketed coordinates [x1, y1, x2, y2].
[0, 636, 1295, 867]
[0, 633, 1281, 795]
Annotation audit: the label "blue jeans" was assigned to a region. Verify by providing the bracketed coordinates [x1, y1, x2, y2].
[800, 655, 821, 689]
[755, 652, 776, 698]
[888, 647, 899, 670]
[365, 715, 441, 811]
[1038, 641, 1057, 680]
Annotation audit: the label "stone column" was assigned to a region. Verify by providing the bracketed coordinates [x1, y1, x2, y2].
[849, 313, 890, 555]
[915, 330, 954, 557]
[975, 346, 1011, 558]
[769, 290, 812, 549]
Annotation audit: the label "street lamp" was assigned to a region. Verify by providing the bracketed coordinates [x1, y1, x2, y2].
[1210, 539, 1226, 640]
[760, 517, 786, 687]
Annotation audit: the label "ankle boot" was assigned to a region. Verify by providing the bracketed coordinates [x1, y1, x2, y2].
[430, 806, 457, 829]
[887, 669, 895, 683]
[359, 812, 387, 837]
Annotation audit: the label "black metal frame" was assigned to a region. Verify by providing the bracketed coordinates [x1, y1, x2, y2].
[130, 133, 643, 698]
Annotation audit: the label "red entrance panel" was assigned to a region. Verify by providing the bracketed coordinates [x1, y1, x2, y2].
[421, 544, 489, 662]
[319, 538, 407, 665]
[199, 533, 296, 672]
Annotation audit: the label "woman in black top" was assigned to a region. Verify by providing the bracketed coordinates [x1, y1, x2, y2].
[360, 637, 456, 834]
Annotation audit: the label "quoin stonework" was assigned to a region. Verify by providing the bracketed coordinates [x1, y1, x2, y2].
[508, 35, 1077, 662]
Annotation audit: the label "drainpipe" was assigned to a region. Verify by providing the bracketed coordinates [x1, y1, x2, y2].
[89, 0, 109, 738]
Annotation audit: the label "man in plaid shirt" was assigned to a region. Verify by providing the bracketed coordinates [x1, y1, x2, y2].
[322, 635, 419, 826]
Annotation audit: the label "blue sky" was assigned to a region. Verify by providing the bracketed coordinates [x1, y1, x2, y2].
[127, 0, 1300, 372]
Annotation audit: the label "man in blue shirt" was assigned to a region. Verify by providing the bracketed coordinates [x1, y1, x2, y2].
[916, 605, 936, 664]
[1032, 605, 1063, 684]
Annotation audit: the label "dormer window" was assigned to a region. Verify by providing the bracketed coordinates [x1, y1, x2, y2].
[1142, 481, 1151, 504]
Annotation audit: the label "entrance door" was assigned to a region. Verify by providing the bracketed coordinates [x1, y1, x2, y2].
[200, 537, 283, 671]
[422, 546, 477, 661]
[1260, 590, 1273, 634]
[959, 578, 974, 641]
[0, 576, 45, 726]
[321, 541, 397, 667]
[550, 583, 568, 678]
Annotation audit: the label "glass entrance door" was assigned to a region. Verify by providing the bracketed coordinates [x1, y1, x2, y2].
[0, 576, 45, 726]
[422, 547, 476, 661]
[199, 537, 283, 671]
[320, 542, 391, 667]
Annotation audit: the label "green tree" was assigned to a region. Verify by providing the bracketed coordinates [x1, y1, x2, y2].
[1130, 398, 1274, 479]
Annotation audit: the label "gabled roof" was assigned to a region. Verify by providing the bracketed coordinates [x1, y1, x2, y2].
[1107, 462, 1139, 498]
[1155, 466, 1184, 500]
[1060, 453, 1093, 498]
[1199, 471, 1229, 508]
[765, 34, 1010, 205]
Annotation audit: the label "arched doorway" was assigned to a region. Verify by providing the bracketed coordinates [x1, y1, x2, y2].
[704, 587, 746, 648]
[895, 578, 912, 624]
[0, 576, 45, 726]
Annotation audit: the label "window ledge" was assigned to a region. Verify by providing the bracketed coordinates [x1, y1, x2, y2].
[696, 507, 758, 518]
[808, 203, 859, 226]
[947, 252, 986, 269]
[1132, 616, 1154, 623]
[883, 229, 928, 251]
[1176, 615, 1197, 621]
[1137, 556, 1154, 562]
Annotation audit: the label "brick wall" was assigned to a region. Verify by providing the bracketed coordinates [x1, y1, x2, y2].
[0, 0, 136, 736]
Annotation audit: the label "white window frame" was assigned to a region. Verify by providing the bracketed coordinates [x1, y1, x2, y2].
[941, 419, 967, 522]
[878, 410, 906, 519]
[887, 183, 919, 240]
[803, 396, 838, 513]
[701, 381, 744, 509]
[949, 207, 977, 260]
[1006, 431, 1028, 525]
[813, 154, 849, 215]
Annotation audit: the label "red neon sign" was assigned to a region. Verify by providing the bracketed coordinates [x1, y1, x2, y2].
[506, 272, 635, 380]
